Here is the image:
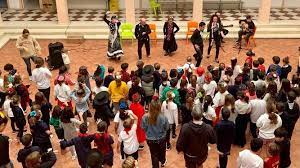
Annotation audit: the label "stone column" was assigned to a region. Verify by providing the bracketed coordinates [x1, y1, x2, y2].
[125, 0, 135, 24]
[192, 0, 203, 21]
[258, 0, 272, 24]
[55, 0, 69, 24]
[0, 11, 2, 22]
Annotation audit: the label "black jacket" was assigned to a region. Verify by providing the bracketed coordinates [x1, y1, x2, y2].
[163, 22, 179, 36]
[176, 121, 216, 163]
[135, 23, 151, 41]
[281, 102, 300, 138]
[215, 120, 235, 153]
[17, 146, 41, 168]
[191, 29, 204, 46]
[276, 139, 291, 168]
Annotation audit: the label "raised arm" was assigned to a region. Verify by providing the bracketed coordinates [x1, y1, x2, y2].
[103, 13, 110, 25]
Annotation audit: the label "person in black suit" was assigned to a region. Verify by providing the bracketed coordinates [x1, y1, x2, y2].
[135, 18, 151, 60]
[191, 22, 206, 67]
[163, 16, 180, 56]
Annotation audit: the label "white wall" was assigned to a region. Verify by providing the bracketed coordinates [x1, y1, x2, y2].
[68, 0, 106, 9]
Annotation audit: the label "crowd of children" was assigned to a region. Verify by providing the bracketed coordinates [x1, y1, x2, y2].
[0, 47, 299, 168]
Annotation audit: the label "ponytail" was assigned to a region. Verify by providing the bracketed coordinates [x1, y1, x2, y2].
[266, 100, 278, 125]
[269, 112, 278, 125]
[203, 95, 212, 113]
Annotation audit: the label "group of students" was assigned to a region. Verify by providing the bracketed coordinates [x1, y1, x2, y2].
[0, 44, 300, 168]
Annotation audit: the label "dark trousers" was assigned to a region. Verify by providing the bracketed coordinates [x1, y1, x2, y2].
[38, 87, 50, 102]
[17, 125, 24, 139]
[193, 45, 203, 67]
[36, 139, 52, 153]
[147, 138, 166, 168]
[22, 56, 37, 76]
[0, 91, 6, 107]
[250, 122, 258, 138]
[166, 124, 176, 146]
[138, 39, 150, 59]
[10, 117, 17, 131]
[184, 154, 203, 168]
[234, 114, 249, 147]
[238, 30, 252, 43]
[125, 150, 139, 160]
[208, 37, 220, 60]
[219, 153, 229, 168]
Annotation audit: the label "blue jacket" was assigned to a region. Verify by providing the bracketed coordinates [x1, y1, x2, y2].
[142, 114, 169, 141]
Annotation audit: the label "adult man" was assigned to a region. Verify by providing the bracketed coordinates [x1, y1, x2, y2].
[237, 15, 256, 45]
[16, 29, 41, 80]
[191, 22, 206, 67]
[135, 18, 151, 60]
[176, 108, 216, 168]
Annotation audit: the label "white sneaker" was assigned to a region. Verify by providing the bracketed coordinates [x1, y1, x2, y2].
[29, 76, 33, 81]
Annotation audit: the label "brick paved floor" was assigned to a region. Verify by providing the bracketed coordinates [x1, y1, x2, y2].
[0, 39, 299, 168]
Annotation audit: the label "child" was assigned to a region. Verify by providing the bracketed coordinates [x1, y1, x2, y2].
[258, 57, 266, 73]
[264, 142, 280, 168]
[178, 79, 188, 105]
[234, 91, 250, 148]
[187, 75, 200, 97]
[93, 64, 106, 80]
[28, 109, 52, 153]
[213, 82, 229, 124]
[129, 93, 146, 149]
[267, 56, 282, 77]
[245, 49, 255, 69]
[274, 127, 291, 168]
[203, 72, 218, 98]
[122, 156, 138, 168]
[0, 70, 5, 108]
[161, 91, 178, 150]
[141, 65, 155, 109]
[34, 92, 52, 126]
[32, 57, 52, 101]
[224, 94, 237, 123]
[49, 106, 64, 141]
[62, 48, 71, 70]
[215, 107, 235, 168]
[153, 63, 161, 94]
[280, 56, 292, 80]
[180, 91, 194, 124]
[251, 60, 260, 81]
[54, 65, 75, 86]
[245, 82, 257, 100]
[0, 112, 13, 168]
[203, 95, 216, 126]
[17, 134, 41, 168]
[10, 95, 26, 140]
[60, 123, 95, 168]
[93, 77, 108, 95]
[159, 69, 169, 99]
[13, 75, 31, 111]
[128, 77, 146, 106]
[135, 60, 144, 78]
[77, 66, 91, 99]
[61, 106, 82, 160]
[121, 63, 131, 83]
[54, 75, 72, 109]
[103, 66, 115, 87]
[237, 138, 264, 168]
[118, 111, 139, 160]
[3, 63, 17, 84]
[71, 83, 91, 123]
[94, 121, 114, 168]
[196, 67, 205, 87]
[93, 90, 114, 126]
[183, 56, 196, 80]
[3, 88, 17, 132]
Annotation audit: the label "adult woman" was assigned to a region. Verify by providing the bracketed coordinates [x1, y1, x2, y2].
[141, 97, 169, 168]
[163, 17, 179, 56]
[207, 14, 224, 63]
[103, 11, 123, 60]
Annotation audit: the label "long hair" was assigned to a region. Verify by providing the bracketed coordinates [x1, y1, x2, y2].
[266, 101, 278, 125]
[34, 92, 48, 105]
[208, 14, 221, 26]
[267, 81, 278, 96]
[203, 95, 213, 113]
[148, 98, 161, 125]
[165, 91, 174, 110]
[61, 106, 74, 123]
[280, 79, 291, 93]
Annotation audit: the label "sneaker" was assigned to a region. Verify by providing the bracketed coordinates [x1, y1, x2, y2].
[139, 145, 144, 150]
[161, 159, 167, 167]
[29, 76, 33, 81]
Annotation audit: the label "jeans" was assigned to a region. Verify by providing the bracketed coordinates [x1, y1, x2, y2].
[250, 122, 258, 138]
[22, 56, 37, 76]
[138, 39, 150, 59]
[38, 87, 50, 102]
[147, 138, 166, 168]
[166, 124, 176, 146]
[219, 153, 229, 168]
[193, 45, 203, 67]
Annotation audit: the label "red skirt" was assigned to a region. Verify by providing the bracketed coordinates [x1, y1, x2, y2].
[213, 106, 223, 127]
[57, 99, 73, 110]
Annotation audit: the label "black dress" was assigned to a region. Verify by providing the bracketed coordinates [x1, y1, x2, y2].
[163, 22, 179, 53]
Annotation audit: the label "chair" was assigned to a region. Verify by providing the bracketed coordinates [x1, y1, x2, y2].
[186, 21, 198, 44]
[149, 23, 157, 46]
[245, 27, 256, 49]
[120, 23, 134, 45]
[149, 0, 162, 16]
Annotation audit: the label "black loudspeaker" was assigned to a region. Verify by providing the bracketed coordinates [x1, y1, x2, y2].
[48, 42, 64, 70]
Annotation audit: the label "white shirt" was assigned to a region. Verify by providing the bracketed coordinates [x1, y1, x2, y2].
[203, 106, 216, 121]
[197, 75, 205, 86]
[0, 78, 3, 89]
[233, 65, 242, 79]
[93, 86, 109, 95]
[213, 91, 229, 108]
[32, 67, 52, 89]
[118, 123, 139, 155]
[252, 79, 266, 90]
[203, 81, 217, 98]
[256, 113, 282, 139]
[62, 53, 70, 64]
[183, 62, 196, 73]
[249, 99, 267, 123]
[54, 83, 71, 103]
[237, 149, 263, 168]
[3, 99, 13, 117]
[161, 101, 178, 126]
[235, 99, 251, 115]
[114, 110, 133, 135]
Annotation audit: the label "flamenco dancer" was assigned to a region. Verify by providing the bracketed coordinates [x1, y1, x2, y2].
[103, 11, 124, 60]
[163, 16, 180, 56]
